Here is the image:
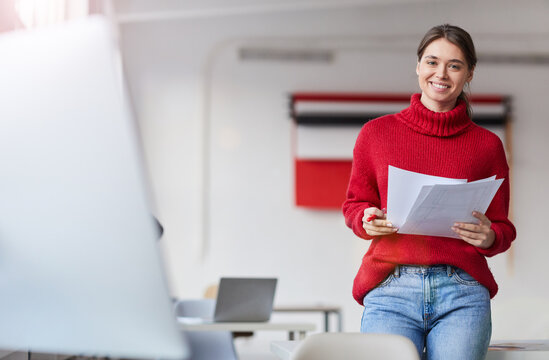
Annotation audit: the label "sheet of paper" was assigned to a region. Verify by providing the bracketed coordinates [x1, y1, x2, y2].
[469, 175, 497, 183]
[387, 166, 466, 228]
[398, 179, 503, 238]
[406, 175, 497, 217]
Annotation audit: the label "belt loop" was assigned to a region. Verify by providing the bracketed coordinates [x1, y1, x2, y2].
[394, 265, 400, 278]
[447, 266, 454, 277]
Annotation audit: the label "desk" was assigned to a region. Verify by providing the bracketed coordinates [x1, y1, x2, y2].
[486, 340, 549, 359]
[178, 319, 316, 340]
[271, 339, 549, 359]
[274, 305, 342, 332]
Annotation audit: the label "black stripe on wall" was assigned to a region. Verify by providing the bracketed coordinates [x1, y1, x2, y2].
[294, 114, 507, 126]
[295, 114, 383, 126]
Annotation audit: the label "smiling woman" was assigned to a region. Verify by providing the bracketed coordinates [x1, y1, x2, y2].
[416, 25, 477, 116]
[416, 39, 474, 113]
[342, 24, 516, 360]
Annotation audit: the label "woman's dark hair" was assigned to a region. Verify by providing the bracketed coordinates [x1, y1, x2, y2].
[417, 24, 477, 117]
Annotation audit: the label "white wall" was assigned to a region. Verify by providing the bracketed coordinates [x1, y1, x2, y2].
[117, 0, 549, 341]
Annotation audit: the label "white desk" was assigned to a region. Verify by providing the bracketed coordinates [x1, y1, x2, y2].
[271, 339, 549, 359]
[178, 319, 316, 340]
[274, 305, 342, 332]
[486, 340, 549, 359]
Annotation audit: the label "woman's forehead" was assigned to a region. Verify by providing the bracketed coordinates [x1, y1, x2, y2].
[422, 38, 466, 62]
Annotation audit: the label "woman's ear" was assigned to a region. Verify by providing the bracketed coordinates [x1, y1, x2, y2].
[467, 66, 475, 82]
[416, 62, 420, 76]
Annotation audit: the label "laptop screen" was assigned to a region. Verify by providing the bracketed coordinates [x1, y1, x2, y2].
[214, 278, 277, 322]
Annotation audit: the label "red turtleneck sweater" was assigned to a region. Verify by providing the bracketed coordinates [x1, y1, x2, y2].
[343, 94, 516, 304]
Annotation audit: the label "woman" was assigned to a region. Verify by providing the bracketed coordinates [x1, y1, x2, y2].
[342, 24, 516, 360]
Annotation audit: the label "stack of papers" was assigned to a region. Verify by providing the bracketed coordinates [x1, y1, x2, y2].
[387, 166, 503, 239]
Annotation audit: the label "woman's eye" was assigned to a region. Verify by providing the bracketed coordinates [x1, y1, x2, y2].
[427, 61, 436, 65]
[449, 64, 461, 70]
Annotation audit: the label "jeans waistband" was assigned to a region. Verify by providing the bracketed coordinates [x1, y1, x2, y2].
[393, 264, 454, 277]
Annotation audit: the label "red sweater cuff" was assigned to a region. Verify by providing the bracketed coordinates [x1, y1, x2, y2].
[476, 223, 506, 257]
[352, 207, 375, 240]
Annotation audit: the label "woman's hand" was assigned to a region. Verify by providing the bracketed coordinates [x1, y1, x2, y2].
[362, 207, 398, 237]
[452, 211, 495, 249]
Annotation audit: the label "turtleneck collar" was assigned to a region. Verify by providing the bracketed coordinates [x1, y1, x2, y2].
[397, 93, 473, 137]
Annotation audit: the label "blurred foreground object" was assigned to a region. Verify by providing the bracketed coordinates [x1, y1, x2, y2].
[0, 16, 189, 359]
[292, 332, 419, 360]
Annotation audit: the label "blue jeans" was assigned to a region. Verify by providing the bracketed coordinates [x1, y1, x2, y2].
[361, 265, 491, 360]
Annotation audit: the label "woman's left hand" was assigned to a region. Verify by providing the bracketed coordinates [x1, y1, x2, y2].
[452, 211, 495, 249]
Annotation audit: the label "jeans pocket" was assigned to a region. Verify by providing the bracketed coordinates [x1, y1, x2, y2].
[376, 274, 395, 288]
[452, 268, 480, 286]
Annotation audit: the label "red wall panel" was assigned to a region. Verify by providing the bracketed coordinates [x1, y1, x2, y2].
[295, 159, 352, 208]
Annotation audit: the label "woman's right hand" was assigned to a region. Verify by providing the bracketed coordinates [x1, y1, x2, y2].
[362, 207, 398, 237]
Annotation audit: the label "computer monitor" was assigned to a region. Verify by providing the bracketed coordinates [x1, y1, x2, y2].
[0, 16, 189, 359]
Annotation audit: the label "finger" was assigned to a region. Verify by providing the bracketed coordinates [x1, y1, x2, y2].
[371, 218, 394, 228]
[453, 221, 492, 237]
[451, 226, 486, 240]
[363, 208, 386, 223]
[457, 235, 483, 248]
[453, 222, 481, 232]
[365, 206, 384, 215]
[365, 228, 398, 236]
[364, 224, 398, 234]
[364, 217, 397, 230]
[472, 211, 491, 225]
[365, 214, 377, 223]
[364, 223, 398, 235]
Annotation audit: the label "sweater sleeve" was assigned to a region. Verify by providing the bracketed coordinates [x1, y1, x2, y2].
[476, 138, 516, 257]
[342, 125, 381, 240]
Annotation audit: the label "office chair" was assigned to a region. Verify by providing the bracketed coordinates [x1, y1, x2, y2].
[174, 299, 238, 360]
[292, 332, 420, 360]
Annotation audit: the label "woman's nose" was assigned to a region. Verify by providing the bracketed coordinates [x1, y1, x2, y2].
[435, 65, 448, 79]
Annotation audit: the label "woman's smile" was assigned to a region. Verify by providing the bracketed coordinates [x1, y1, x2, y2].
[430, 81, 450, 90]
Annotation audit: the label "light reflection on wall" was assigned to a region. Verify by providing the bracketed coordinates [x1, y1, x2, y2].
[14, 0, 88, 28]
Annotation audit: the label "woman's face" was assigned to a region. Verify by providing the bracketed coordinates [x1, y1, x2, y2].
[416, 37, 474, 112]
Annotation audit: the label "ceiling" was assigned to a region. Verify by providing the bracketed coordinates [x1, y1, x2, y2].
[111, 0, 447, 22]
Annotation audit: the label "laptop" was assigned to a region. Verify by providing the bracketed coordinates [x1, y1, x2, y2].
[213, 278, 278, 322]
